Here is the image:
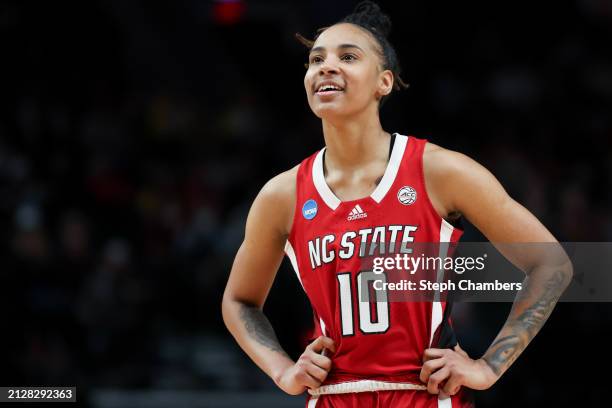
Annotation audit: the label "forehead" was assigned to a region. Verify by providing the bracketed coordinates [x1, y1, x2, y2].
[312, 23, 379, 54]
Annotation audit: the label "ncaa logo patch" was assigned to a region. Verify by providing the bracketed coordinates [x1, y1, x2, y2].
[397, 186, 417, 205]
[302, 199, 318, 220]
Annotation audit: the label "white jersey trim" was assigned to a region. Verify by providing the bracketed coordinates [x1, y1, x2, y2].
[308, 379, 426, 396]
[371, 134, 408, 203]
[430, 219, 455, 347]
[319, 317, 327, 336]
[284, 241, 305, 291]
[312, 133, 408, 210]
[438, 395, 453, 408]
[313, 149, 342, 210]
[307, 395, 319, 407]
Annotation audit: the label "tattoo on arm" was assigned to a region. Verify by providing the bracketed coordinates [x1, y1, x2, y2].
[483, 334, 522, 376]
[239, 303, 289, 357]
[483, 270, 569, 376]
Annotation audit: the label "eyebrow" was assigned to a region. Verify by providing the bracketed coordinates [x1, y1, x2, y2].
[309, 43, 365, 54]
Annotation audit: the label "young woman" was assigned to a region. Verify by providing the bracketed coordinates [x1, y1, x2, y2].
[222, 2, 572, 407]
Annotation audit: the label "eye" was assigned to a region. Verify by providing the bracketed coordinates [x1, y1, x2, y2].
[341, 53, 357, 62]
[309, 55, 324, 64]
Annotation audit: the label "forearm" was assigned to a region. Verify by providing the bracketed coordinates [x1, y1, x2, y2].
[222, 297, 294, 384]
[480, 261, 573, 379]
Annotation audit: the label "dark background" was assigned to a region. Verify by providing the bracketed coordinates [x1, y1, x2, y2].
[1, 0, 611, 406]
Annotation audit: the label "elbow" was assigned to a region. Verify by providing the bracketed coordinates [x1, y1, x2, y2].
[221, 290, 253, 332]
[545, 247, 574, 288]
[221, 290, 236, 332]
[560, 258, 574, 287]
[546, 255, 574, 292]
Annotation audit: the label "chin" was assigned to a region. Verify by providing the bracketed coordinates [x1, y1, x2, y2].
[310, 97, 373, 121]
[311, 103, 353, 120]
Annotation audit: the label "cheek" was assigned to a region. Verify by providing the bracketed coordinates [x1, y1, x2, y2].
[361, 70, 379, 98]
[304, 71, 315, 94]
[347, 71, 377, 100]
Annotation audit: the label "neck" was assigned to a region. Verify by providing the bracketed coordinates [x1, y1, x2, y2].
[321, 106, 389, 170]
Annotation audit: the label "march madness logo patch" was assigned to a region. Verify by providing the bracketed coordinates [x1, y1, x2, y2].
[302, 199, 318, 220]
[397, 186, 417, 205]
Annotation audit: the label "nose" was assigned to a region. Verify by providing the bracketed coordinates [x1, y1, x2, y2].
[318, 58, 339, 76]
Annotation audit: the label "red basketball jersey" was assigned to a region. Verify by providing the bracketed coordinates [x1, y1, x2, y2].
[285, 134, 463, 387]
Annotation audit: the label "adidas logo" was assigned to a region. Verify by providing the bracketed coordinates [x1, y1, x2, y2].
[347, 204, 368, 221]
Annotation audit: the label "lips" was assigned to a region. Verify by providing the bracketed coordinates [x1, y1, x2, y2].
[315, 80, 345, 95]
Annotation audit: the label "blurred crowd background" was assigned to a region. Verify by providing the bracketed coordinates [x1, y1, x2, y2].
[1, 0, 611, 406]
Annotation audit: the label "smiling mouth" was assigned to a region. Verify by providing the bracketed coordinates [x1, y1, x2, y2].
[315, 84, 345, 95]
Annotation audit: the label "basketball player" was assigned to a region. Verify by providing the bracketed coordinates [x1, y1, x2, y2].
[222, 2, 572, 407]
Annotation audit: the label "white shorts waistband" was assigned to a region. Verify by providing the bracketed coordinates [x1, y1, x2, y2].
[308, 380, 427, 396]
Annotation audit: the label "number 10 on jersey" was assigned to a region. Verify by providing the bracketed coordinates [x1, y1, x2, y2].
[337, 271, 390, 336]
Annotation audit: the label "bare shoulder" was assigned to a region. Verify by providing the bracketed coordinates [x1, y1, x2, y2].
[260, 164, 298, 201]
[251, 164, 299, 238]
[423, 142, 557, 244]
[423, 142, 476, 174]
[422, 141, 493, 219]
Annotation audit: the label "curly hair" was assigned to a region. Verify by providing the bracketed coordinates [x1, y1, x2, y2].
[296, 1, 409, 107]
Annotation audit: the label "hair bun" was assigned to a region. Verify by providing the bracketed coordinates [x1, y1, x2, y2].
[343, 1, 392, 37]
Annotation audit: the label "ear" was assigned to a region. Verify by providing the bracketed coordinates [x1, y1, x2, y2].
[377, 69, 394, 98]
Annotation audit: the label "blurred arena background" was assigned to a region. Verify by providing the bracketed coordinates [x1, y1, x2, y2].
[1, 0, 611, 406]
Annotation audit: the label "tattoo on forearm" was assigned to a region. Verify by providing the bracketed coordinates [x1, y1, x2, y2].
[239, 304, 289, 356]
[515, 271, 566, 335]
[483, 270, 569, 376]
[484, 335, 521, 374]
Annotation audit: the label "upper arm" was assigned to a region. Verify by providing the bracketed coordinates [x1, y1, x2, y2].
[223, 166, 297, 308]
[424, 144, 562, 272]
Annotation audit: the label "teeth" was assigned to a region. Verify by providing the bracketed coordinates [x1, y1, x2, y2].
[318, 84, 341, 92]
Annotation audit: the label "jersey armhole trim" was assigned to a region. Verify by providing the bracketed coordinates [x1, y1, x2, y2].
[284, 240, 305, 290]
[418, 141, 465, 234]
[286, 162, 303, 244]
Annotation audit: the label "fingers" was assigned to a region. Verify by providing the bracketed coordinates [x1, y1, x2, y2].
[295, 336, 335, 390]
[440, 364, 463, 396]
[423, 346, 467, 398]
[307, 336, 336, 354]
[419, 356, 446, 383]
[306, 362, 329, 383]
[296, 369, 324, 389]
[427, 366, 450, 395]
[294, 356, 329, 389]
[310, 352, 333, 372]
[442, 373, 463, 398]
[298, 351, 332, 367]
[423, 348, 446, 362]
